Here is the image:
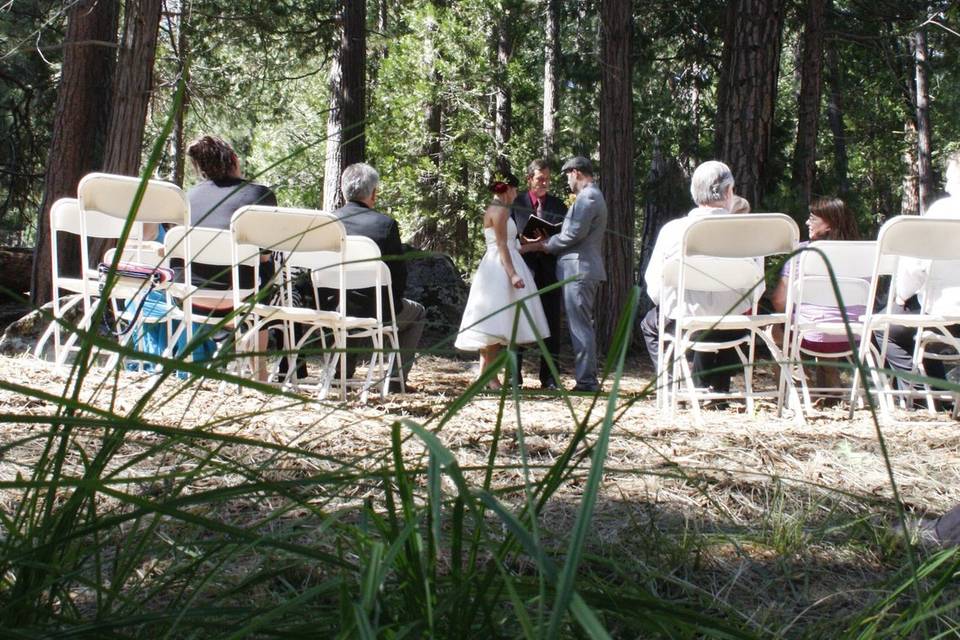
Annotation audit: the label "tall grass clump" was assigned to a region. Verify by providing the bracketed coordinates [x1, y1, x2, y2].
[2, 93, 959, 638]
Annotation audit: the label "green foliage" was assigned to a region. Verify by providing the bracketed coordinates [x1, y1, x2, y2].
[0, 0, 61, 244]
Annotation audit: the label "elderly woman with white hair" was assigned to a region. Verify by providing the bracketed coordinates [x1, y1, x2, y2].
[640, 160, 755, 400]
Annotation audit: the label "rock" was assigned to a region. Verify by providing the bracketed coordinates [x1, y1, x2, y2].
[404, 249, 468, 336]
[0, 300, 82, 358]
[0, 247, 33, 302]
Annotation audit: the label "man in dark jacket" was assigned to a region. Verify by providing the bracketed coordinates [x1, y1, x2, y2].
[513, 159, 567, 389]
[318, 163, 425, 389]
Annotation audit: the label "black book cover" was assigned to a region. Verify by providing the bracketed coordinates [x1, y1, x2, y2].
[522, 214, 562, 238]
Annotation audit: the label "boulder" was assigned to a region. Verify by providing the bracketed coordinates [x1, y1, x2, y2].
[0, 247, 33, 302]
[404, 249, 468, 336]
[0, 301, 82, 358]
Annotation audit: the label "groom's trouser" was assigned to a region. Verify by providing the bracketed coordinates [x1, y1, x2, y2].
[564, 277, 600, 388]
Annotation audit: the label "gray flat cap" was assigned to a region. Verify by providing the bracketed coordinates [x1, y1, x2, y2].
[561, 156, 593, 174]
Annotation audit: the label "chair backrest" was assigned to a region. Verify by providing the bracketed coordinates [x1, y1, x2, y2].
[52, 197, 129, 238]
[666, 255, 763, 292]
[683, 213, 799, 259]
[876, 215, 960, 261]
[164, 225, 259, 267]
[302, 235, 389, 291]
[675, 213, 798, 299]
[231, 206, 345, 253]
[77, 172, 189, 226]
[863, 216, 960, 320]
[794, 241, 875, 309]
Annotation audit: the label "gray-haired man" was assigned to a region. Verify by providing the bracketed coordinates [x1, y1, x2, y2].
[318, 162, 426, 390]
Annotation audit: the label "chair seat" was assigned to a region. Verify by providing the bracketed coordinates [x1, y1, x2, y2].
[677, 312, 787, 331]
[795, 320, 864, 334]
[250, 303, 377, 329]
[868, 313, 960, 328]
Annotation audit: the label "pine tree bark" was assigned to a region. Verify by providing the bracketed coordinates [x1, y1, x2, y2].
[912, 26, 933, 213]
[825, 44, 849, 196]
[322, 44, 344, 212]
[410, 2, 445, 251]
[638, 142, 688, 320]
[791, 0, 826, 211]
[323, 1, 366, 212]
[542, 0, 560, 160]
[716, 0, 786, 208]
[102, 0, 162, 176]
[30, 0, 119, 305]
[172, 0, 191, 187]
[341, 0, 366, 167]
[597, 0, 634, 353]
[494, 9, 512, 175]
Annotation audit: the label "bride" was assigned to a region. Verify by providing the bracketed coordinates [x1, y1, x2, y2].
[455, 173, 551, 389]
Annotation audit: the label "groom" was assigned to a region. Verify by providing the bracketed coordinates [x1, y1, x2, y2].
[522, 156, 607, 392]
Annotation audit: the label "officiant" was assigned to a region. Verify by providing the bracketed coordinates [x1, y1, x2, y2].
[512, 159, 567, 390]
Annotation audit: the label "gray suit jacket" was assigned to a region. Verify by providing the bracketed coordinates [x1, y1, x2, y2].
[544, 182, 607, 282]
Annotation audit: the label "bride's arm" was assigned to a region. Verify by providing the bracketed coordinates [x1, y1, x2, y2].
[490, 205, 524, 289]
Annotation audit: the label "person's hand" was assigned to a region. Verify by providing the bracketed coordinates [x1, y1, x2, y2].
[519, 240, 544, 254]
[521, 230, 546, 244]
[510, 273, 525, 289]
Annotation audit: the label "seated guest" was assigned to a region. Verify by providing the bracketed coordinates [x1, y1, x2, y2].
[770, 197, 861, 390]
[184, 135, 277, 378]
[185, 135, 277, 296]
[730, 195, 751, 214]
[317, 162, 426, 391]
[880, 150, 960, 396]
[641, 160, 754, 395]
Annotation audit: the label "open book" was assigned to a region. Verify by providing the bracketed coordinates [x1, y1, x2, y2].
[522, 214, 563, 239]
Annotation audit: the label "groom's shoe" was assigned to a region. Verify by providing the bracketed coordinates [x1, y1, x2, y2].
[570, 382, 601, 393]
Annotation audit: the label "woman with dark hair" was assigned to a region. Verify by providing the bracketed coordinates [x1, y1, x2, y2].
[184, 135, 278, 378]
[455, 172, 550, 389]
[771, 197, 862, 390]
[186, 135, 277, 231]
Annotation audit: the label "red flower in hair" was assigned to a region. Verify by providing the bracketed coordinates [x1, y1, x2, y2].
[492, 181, 509, 194]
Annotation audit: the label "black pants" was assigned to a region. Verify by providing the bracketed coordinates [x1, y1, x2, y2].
[641, 306, 747, 393]
[516, 257, 563, 386]
[874, 298, 960, 390]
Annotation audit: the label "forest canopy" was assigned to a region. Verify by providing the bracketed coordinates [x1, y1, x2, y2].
[2, 0, 959, 276]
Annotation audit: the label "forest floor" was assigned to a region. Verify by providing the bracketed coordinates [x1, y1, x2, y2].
[1, 351, 958, 632]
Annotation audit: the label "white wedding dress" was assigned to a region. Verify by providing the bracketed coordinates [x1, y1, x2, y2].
[455, 217, 551, 350]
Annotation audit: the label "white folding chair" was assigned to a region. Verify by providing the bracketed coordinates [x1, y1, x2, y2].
[35, 198, 119, 364]
[76, 173, 190, 367]
[231, 205, 367, 400]
[658, 214, 800, 421]
[306, 235, 403, 400]
[857, 216, 960, 416]
[163, 225, 260, 366]
[786, 241, 878, 414]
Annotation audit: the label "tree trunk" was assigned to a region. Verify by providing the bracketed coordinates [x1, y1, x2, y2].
[597, 0, 634, 353]
[912, 26, 933, 213]
[494, 9, 512, 175]
[172, 0, 191, 187]
[410, 1, 445, 250]
[322, 42, 344, 212]
[102, 0, 163, 175]
[638, 142, 689, 320]
[715, 0, 786, 208]
[341, 0, 366, 167]
[791, 0, 826, 211]
[542, 0, 560, 160]
[30, 0, 119, 305]
[825, 44, 849, 196]
[901, 120, 920, 216]
[322, 1, 366, 212]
